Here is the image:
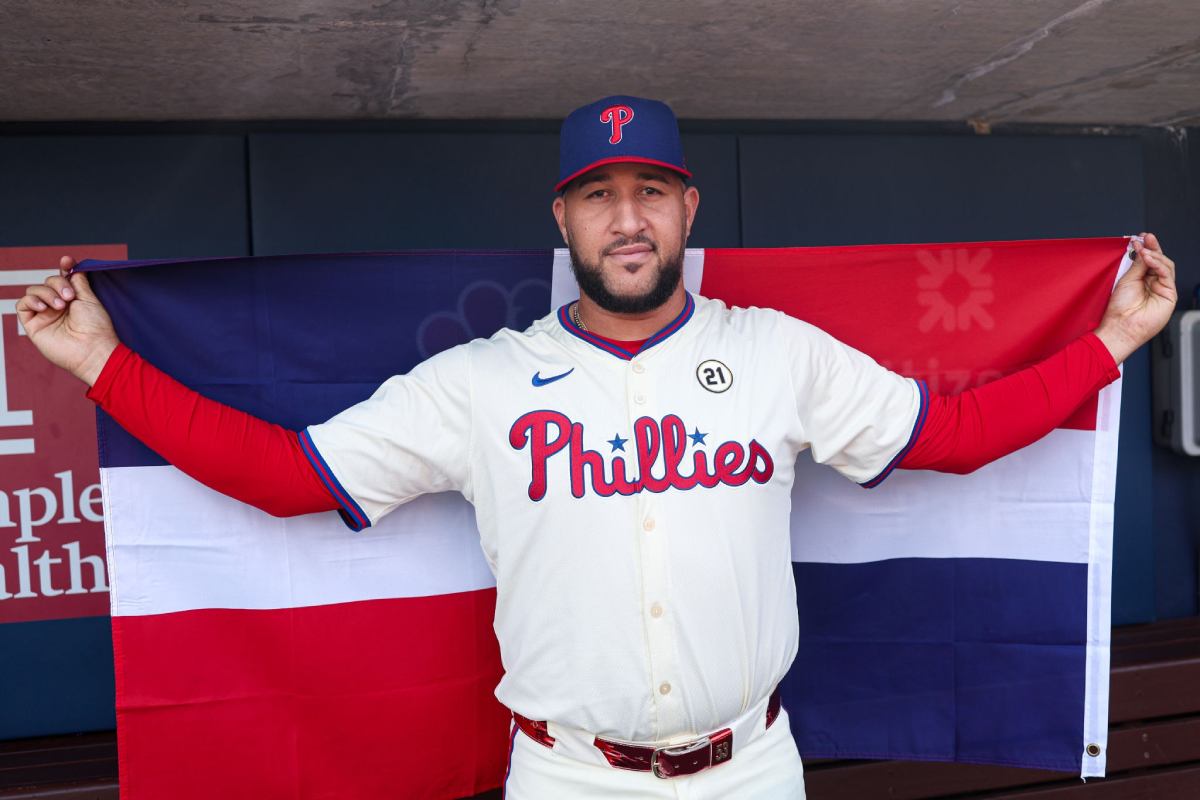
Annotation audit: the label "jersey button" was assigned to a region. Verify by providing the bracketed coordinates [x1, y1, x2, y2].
[643, 518, 656, 532]
[659, 682, 672, 696]
[634, 392, 646, 404]
[650, 602, 664, 618]
[632, 362, 646, 374]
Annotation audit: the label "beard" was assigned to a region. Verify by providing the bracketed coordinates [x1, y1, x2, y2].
[568, 233, 685, 314]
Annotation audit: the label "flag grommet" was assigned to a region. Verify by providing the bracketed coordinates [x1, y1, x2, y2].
[1085, 743, 1102, 757]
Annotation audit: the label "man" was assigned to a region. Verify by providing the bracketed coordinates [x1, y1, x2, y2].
[18, 95, 1176, 799]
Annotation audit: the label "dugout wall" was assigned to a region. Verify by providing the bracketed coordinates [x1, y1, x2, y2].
[0, 119, 1195, 740]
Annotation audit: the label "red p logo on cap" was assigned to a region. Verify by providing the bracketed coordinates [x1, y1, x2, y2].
[556, 95, 690, 191]
[599, 105, 635, 144]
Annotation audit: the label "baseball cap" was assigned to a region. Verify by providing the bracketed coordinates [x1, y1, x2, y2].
[555, 95, 691, 192]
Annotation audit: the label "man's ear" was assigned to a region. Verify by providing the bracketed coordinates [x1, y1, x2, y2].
[683, 185, 700, 240]
[551, 195, 569, 245]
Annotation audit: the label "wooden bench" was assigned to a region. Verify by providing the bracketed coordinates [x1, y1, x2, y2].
[2, 617, 1196, 799]
[0, 732, 117, 799]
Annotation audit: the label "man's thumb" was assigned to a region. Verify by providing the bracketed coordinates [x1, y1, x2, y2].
[1123, 250, 1148, 283]
[68, 269, 98, 300]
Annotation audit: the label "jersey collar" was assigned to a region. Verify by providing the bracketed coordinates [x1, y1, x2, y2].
[556, 293, 696, 361]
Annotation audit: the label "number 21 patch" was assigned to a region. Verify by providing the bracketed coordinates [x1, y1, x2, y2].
[696, 359, 733, 393]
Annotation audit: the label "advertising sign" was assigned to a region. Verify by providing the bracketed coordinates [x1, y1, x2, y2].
[0, 244, 127, 622]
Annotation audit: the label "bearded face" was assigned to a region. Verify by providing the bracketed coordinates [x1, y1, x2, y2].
[554, 164, 696, 317]
[568, 231, 685, 315]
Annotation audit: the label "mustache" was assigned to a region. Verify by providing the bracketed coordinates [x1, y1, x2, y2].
[602, 234, 658, 256]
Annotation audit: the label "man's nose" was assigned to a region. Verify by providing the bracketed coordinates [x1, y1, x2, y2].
[609, 194, 647, 238]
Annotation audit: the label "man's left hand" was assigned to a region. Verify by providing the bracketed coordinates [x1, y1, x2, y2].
[1094, 232, 1177, 364]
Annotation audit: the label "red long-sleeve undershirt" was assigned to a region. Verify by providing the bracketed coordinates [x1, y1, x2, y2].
[86, 332, 1120, 518]
[899, 332, 1120, 473]
[88, 344, 338, 517]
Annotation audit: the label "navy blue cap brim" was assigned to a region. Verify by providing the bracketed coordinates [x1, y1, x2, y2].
[555, 156, 693, 192]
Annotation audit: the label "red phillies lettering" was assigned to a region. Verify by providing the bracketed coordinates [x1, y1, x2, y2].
[509, 410, 572, 500]
[745, 440, 774, 483]
[599, 105, 634, 144]
[634, 417, 668, 494]
[569, 422, 640, 498]
[510, 411, 774, 501]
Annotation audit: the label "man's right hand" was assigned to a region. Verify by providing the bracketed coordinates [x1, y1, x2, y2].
[16, 256, 120, 387]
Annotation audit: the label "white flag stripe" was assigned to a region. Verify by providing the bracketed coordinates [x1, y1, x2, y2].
[791, 425, 1105, 565]
[1079, 247, 1131, 778]
[103, 465, 495, 618]
[106, 427, 1101, 619]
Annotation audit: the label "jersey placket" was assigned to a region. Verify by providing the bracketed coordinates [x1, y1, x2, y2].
[627, 352, 687, 740]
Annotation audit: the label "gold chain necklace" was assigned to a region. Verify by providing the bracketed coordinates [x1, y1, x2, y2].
[572, 301, 588, 332]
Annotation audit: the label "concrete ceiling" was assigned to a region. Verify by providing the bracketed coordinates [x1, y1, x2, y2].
[3, 0, 1199, 126]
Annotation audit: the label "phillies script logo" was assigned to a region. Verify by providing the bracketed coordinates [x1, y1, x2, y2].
[509, 411, 774, 501]
[599, 104, 634, 144]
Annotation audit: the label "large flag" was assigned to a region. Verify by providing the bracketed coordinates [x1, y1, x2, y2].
[83, 237, 1128, 798]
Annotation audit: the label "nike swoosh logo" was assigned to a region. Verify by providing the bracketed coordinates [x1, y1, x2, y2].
[532, 367, 574, 387]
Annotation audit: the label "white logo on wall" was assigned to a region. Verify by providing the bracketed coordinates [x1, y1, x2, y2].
[3, 470, 106, 600]
[0, 268, 53, 455]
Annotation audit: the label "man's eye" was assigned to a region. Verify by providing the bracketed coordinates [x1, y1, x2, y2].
[642, 186, 662, 195]
[587, 189, 608, 199]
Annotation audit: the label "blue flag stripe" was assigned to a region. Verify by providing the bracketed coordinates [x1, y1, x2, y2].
[87, 251, 555, 468]
[787, 558, 1086, 771]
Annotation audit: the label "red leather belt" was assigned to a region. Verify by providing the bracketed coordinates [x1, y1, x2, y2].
[513, 687, 782, 779]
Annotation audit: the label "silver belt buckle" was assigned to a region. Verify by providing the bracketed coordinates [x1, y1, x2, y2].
[650, 735, 711, 779]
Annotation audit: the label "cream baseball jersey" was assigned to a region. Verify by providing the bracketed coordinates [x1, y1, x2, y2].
[303, 293, 924, 743]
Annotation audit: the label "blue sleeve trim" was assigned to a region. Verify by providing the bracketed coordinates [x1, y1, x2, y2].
[860, 379, 929, 490]
[297, 429, 372, 532]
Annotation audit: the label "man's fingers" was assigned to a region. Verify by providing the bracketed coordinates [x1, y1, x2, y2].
[1141, 246, 1175, 272]
[14, 298, 36, 328]
[1127, 237, 1175, 284]
[1142, 249, 1175, 285]
[1153, 248, 1175, 278]
[45, 274, 75, 301]
[24, 284, 65, 310]
[59, 255, 76, 275]
[13, 296, 51, 331]
[15, 295, 43, 316]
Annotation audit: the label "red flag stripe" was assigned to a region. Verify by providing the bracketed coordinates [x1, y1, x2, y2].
[113, 589, 510, 799]
[699, 238, 1126, 431]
